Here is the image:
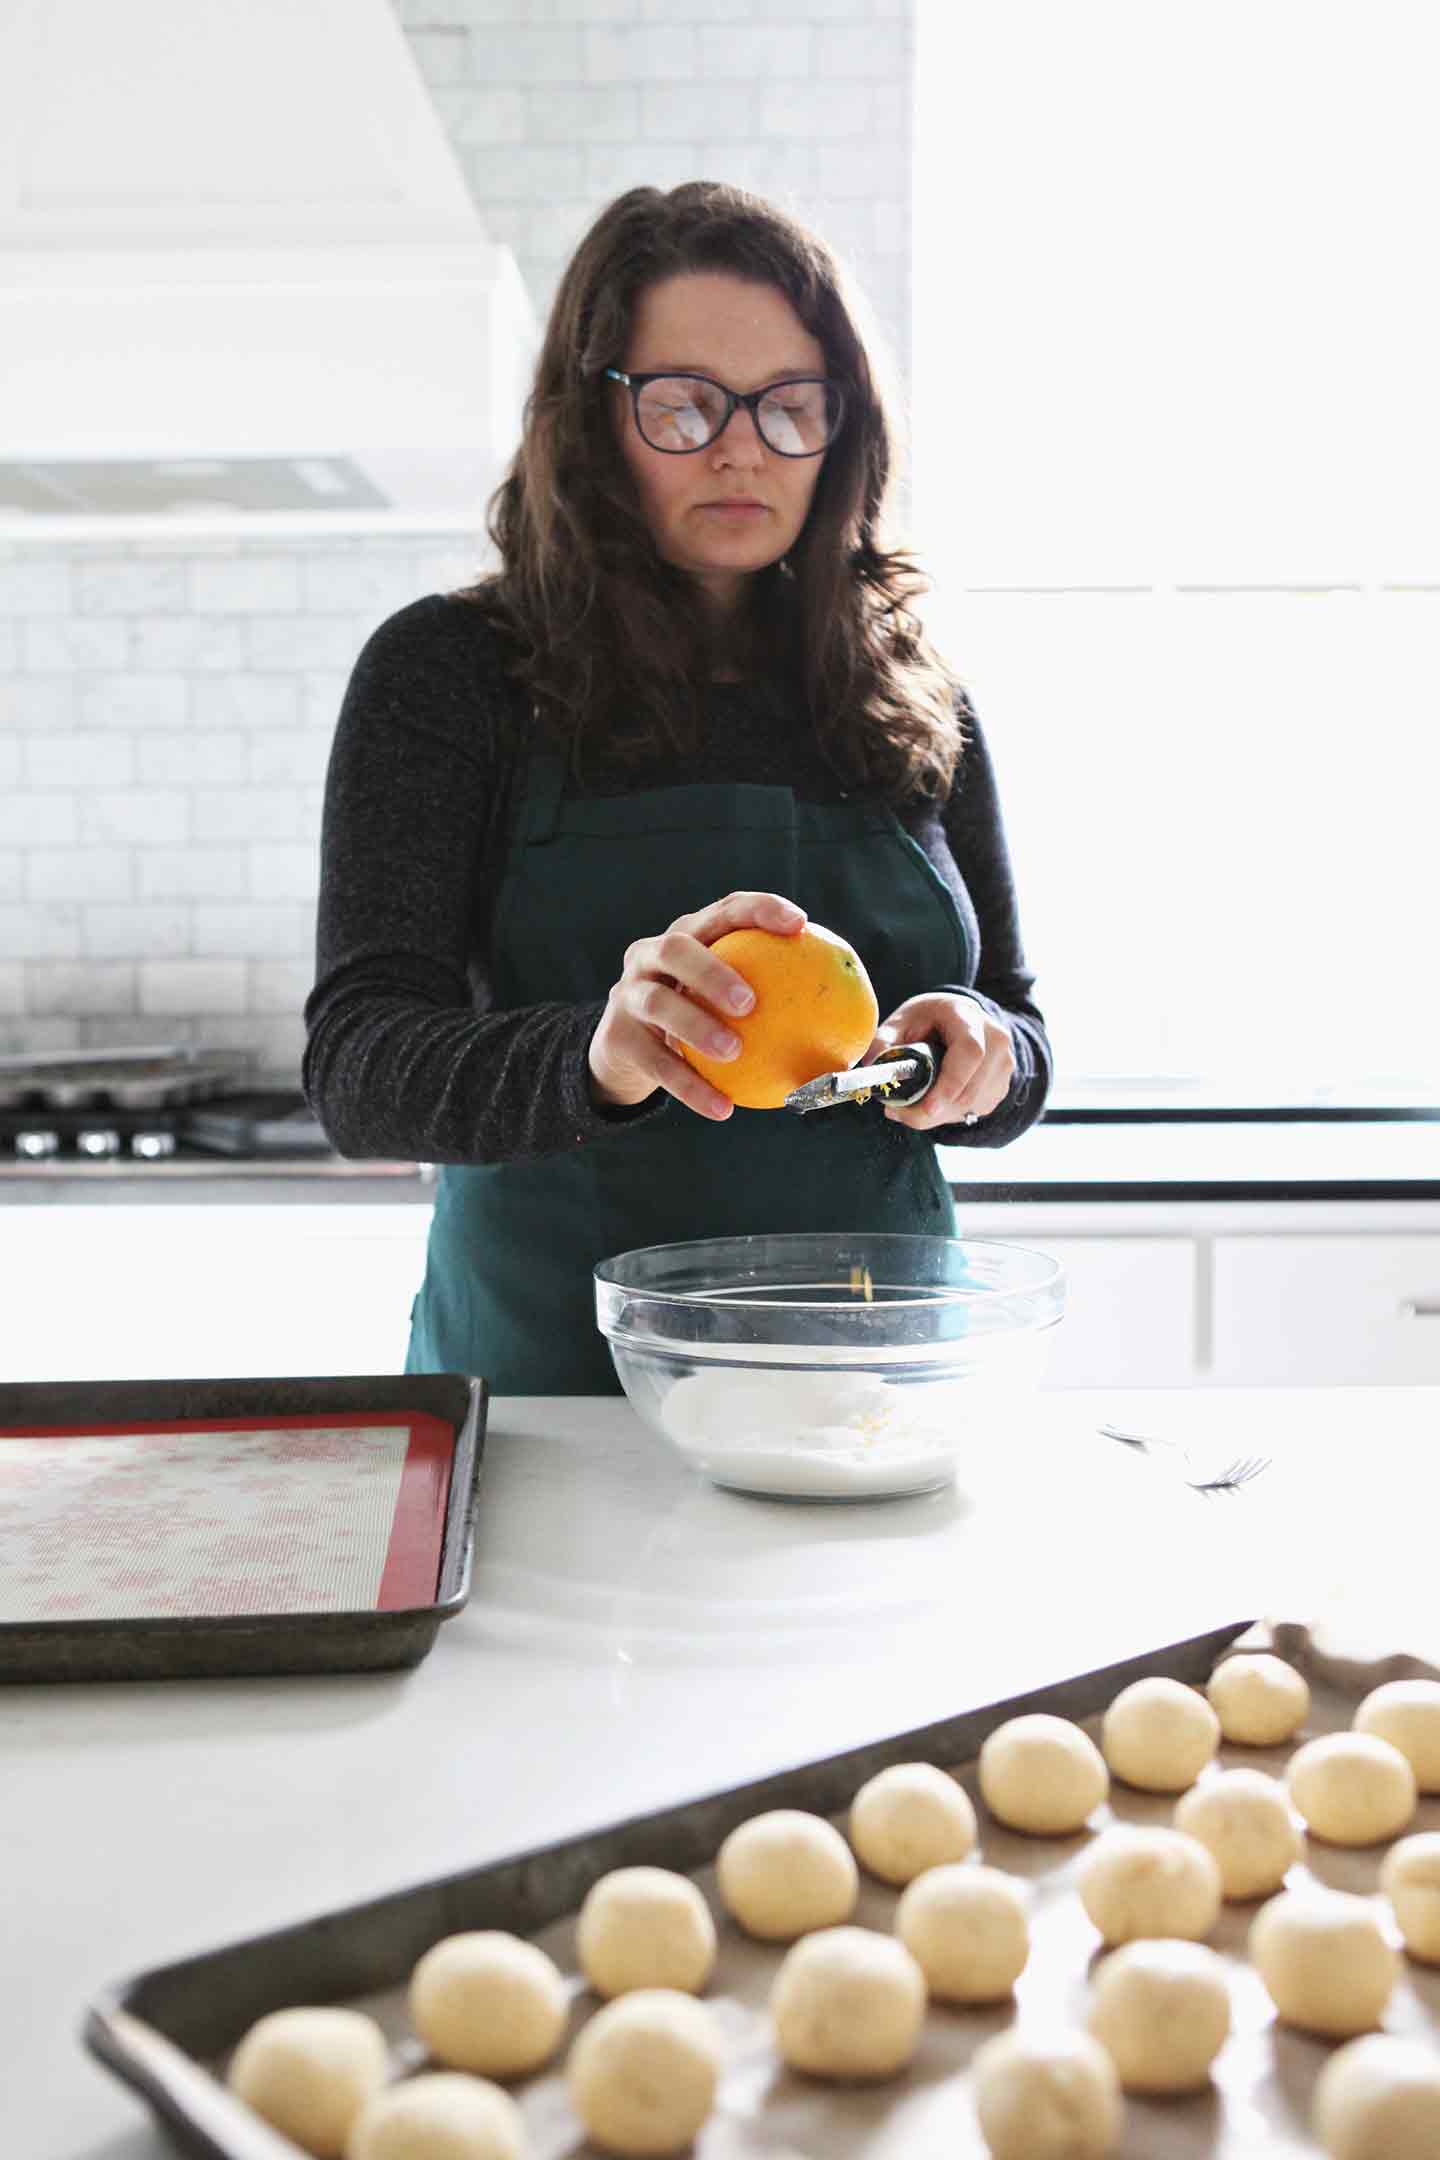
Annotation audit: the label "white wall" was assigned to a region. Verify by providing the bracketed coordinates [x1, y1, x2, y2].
[0, 0, 914, 1079]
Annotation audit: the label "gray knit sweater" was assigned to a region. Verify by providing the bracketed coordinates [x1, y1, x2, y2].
[303, 595, 1052, 1163]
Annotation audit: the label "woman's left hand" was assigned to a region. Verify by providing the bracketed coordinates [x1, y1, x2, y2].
[863, 993, 1015, 1131]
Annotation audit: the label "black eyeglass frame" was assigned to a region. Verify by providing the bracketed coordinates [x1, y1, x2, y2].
[603, 366, 844, 458]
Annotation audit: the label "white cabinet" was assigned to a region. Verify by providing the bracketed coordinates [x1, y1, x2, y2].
[961, 1200, 1440, 1390]
[1211, 1234, 1440, 1384]
[1017, 1237, 1199, 1388]
[3, 1204, 434, 1384]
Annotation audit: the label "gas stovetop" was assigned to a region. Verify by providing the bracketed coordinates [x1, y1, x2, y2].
[0, 1049, 330, 1162]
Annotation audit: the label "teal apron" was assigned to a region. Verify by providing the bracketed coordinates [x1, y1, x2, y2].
[406, 750, 970, 1393]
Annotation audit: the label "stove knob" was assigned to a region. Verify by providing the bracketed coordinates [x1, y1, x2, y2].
[15, 1129, 61, 1159]
[131, 1130, 178, 1160]
[77, 1128, 123, 1158]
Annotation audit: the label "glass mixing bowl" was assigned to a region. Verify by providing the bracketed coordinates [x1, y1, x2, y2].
[594, 1232, 1065, 1501]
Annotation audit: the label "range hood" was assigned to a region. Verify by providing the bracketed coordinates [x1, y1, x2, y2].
[0, 0, 538, 536]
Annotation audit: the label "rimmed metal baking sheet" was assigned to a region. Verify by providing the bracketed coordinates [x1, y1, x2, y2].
[84, 1621, 1252, 2155]
[0, 1374, 485, 1684]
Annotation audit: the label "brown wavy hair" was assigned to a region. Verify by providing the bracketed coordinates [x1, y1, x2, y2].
[459, 181, 966, 801]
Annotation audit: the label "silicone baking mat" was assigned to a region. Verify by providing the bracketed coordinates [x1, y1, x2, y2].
[0, 1411, 454, 1622]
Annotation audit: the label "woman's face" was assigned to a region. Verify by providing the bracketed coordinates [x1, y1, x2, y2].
[614, 271, 829, 618]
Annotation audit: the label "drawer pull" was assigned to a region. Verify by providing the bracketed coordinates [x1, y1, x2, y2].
[1397, 1298, 1440, 1319]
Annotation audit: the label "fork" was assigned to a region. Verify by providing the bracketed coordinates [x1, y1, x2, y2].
[1098, 1423, 1272, 1496]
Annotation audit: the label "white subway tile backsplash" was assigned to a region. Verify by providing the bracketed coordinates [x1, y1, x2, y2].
[697, 24, 812, 77]
[81, 905, 191, 959]
[429, 85, 527, 143]
[74, 559, 188, 615]
[0, 560, 70, 614]
[0, 623, 16, 671]
[28, 848, 133, 903]
[250, 844, 320, 902]
[815, 20, 905, 74]
[199, 1014, 306, 1074]
[28, 962, 137, 1019]
[140, 850, 249, 901]
[0, 737, 19, 789]
[250, 959, 314, 1015]
[191, 558, 302, 614]
[642, 83, 756, 137]
[302, 674, 352, 734]
[77, 792, 190, 848]
[521, 86, 641, 143]
[22, 619, 130, 672]
[0, 1016, 81, 1055]
[247, 732, 334, 789]
[585, 26, 697, 81]
[459, 143, 586, 202]
[3, 898, 87, 959]
[0, 962, 22, 1015]
[193, 903, 310, 958]
[0, 855, 21, 903]
[406, 27, 469, 84]
[23, 735, 137, 789]
[133, 617, 247, 672]
[584, 140, 702, 193]
[139, 960, 249, 1017]
[136, 735, 248, 788]
[192, 790, 307, 843]
[78, 675, 188, 729]
[300, 558, 439, 617]
[757, 81, 874, 137]
[0, 678, 77, 732]
[247, 616, 367, 673]
[0, 793, 78, 848]
[192, 677, 300, 730]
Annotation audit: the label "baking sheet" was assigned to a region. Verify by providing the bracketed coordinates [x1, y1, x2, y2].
[0, 1376, 485, 1683]
[84, 1621, 1290, 2154]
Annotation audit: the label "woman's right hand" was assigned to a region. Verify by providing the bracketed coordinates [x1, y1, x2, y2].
[588, 891, 807, 1120]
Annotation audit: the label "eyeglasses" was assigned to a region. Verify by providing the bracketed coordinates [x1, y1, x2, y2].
[604, 367, 844, 458]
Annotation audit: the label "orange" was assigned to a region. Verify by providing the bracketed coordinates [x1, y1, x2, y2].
[680, 922, 880, 1110]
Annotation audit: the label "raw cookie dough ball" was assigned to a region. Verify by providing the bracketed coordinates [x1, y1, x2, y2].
[1086, 1940, 1231, 2093]
[971, 2028, 1122, 2160]
[1354, 1679, 1440, 1792]
[1313, 2033, 1440, 2160]
[770, 1926, 926, 2080]
[1101, 1677, 1220, 1793]
[978, 1714, 1109, 1836]
[849, 1761, 977, 1884]
[1381, 1832, 1440, 1962]
[1286, 1732, 1417, 1846]
[408, 1932, 566, 2079]
[567, 1990, 720, 2158]
[715, 1809, 858, 1941]
[227, 2006, 387, 2159]
[1077, 1825, 1221, 1946]
[894, 1863, 1030, 2002]
[1206, 1653, 1311, 1745]
[576, 1868, 716, 1998]
[347, 2074, 524, 2160]
[1249, 1887, 1399, 2037]
[1174, 1767, 1302, 1900]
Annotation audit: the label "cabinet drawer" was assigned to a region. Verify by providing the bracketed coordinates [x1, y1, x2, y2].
[1023, 1236, 1198, 1387]
[1212, 1234, 1440, 1383]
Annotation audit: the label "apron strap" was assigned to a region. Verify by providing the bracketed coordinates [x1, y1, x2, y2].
[517, 748, 571, 846]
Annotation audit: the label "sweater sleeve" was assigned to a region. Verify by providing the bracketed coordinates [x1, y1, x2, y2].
[926, 697, 1053, 1150]
[302, 597, 667, 1165]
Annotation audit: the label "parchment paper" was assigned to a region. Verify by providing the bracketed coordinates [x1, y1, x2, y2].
[325, 1646, 1440, 2159]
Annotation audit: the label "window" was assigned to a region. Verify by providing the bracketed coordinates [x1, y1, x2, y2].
[913, 1, 1439, 1101]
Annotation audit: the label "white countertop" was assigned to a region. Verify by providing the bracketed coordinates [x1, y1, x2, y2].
[6, 1383, 1438, 2157]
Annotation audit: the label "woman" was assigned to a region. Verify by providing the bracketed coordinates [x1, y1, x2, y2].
[304, 182, 1051, 1393]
